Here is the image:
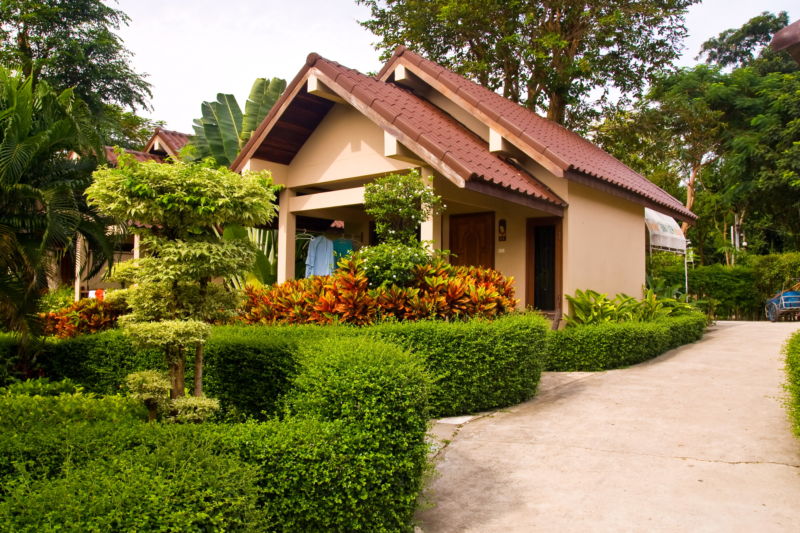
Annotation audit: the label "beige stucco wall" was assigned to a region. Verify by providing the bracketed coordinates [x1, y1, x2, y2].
[285, 104, 415, 188]
[562, 182, 646, 306]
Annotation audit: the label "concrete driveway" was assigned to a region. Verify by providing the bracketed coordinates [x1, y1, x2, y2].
[417, 321, 800, 533]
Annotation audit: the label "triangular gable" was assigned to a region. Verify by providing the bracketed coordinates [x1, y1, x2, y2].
[144, 127, 191, 158]
[233, 54, 566, 215]
[377, 46, 695, 223]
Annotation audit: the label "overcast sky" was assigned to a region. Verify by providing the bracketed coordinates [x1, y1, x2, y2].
[114, 0, 797, 132]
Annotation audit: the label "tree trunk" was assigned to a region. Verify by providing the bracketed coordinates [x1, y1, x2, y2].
[681, 164, 701, 235]
[193, 343, 204, 397]
[169, 346, 185, 399]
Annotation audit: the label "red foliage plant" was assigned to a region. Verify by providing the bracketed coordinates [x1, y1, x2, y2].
[41, 295, 125, 338]
[239, 258, 518, 326]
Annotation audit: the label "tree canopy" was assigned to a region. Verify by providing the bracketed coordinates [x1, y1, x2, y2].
[595, 11, 800, 263]
[357, 0, 697, 128]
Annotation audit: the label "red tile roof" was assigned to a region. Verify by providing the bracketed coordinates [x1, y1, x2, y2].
[378, 46, 695, 221]
[309, 54, 565, 211]
[771, 19, 800, 62]
[104, 146, 163, 166]
[146, 127, 191, 156]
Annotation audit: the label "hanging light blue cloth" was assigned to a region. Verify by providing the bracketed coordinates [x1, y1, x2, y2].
[305, 235, 335, 277]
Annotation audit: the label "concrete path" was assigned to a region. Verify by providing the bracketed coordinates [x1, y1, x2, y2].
[417, 321, 800, 533]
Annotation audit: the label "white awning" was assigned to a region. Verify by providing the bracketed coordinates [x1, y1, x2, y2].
[645, 208, 686, 253]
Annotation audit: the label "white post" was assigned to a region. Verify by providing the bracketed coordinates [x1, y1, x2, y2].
[420, 168, 442, 251]
[277, 188, 297, 283]
[74, 235, 84, 301]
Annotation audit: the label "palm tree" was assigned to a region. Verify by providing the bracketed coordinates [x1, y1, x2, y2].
[0, 68, 113, 371]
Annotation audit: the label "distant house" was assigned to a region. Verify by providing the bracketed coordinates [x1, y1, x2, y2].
[232, 47, 695, 321]
[73, 129, 191, 299]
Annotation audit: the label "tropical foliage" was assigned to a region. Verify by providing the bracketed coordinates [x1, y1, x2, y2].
[190, 77, 286, 167]
[87, 154, 277, 397]
[0, 68, 112, 362]
[239, 257, 518, 325]
[41, 294, 125, 339]
[564, 289, 695, 327]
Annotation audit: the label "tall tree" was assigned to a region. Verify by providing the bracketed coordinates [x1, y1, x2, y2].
[87, 156, 277, 397]
[357, 0, 697, 128]
[0, 0, 154, 147]
[0, 68, 112, 362]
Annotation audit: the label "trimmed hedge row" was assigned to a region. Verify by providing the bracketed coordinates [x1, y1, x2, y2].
[786, 330, 800, 437]
[544, 313, 707, 371]
[33, 313, 549, 419]
[368, 313, 549, 416]
[0, 336, 430, 532]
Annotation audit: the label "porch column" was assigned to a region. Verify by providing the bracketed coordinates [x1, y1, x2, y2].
[132, 234, 141, 260]
[420, 167, 442, 251]
[277, 188, 297, 283]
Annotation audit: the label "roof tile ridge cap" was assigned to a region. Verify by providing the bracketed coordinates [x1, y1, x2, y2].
[376, 45, 408, 79]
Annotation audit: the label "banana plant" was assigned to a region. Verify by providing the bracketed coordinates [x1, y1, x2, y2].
[191, 77, 286, 167]
[216, 225, 278, 290]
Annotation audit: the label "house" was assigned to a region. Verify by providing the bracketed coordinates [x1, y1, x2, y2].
[232, 47, 695, 320]
[771, 19, 800, 63]
[73, 129, 191, 299]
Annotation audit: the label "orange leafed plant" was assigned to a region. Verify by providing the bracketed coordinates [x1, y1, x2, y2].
[239, 258, 518, 326]
[40, 295, 126, 338]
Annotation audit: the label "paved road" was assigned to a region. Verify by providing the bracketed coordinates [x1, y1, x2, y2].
[418, 321, 800, 533]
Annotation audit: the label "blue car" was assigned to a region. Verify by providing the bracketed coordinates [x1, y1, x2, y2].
[765, 287, 800, 322]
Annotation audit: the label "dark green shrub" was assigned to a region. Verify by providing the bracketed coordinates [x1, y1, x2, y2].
[356, 241, 432, 288]
[0, 333, 18, 387]
[0, 425, 266, 532]
[545, 313, 706, 371]
[0, 393, 146, 489]
[368, 313, 549, 417]
[40, 329, 163, 394]
[786, 330, 800, 437]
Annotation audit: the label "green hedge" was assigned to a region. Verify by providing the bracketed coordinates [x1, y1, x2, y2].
[0, 336, 430, 532]
[544, 313, 707, 371]
[368, 313, 549, 417]
[652, 252, 800, 320]
[786, 330, 800, 437]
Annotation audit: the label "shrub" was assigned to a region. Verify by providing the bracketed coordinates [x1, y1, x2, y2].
[0, 333, 19, 386]
[0, 425, 266, 532]
[40, 296, 126, 338]
[786, 330, 800, 437]
[545, 313, 707, 371]
[37, 285, 74, 314]
[240, 258, 518, 325]
[39, 329, 163, 395]
[564, 288, 697, 327]
[1, 334, 431, 532]
[357, 241, 432, 288]
[369, 313, 549, 417]
[1, 377, 81, 396]
[203, 326, 303, 419]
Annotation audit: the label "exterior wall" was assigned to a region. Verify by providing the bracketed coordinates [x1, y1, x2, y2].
[285, 104, 415, 188]
[562, 182, 646, 307]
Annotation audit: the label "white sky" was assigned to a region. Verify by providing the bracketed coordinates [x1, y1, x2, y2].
[113, 0, 797, 132]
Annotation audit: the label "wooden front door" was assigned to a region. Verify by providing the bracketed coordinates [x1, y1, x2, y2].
[526, 217, 562, 314]
[449, 212, 495, 268]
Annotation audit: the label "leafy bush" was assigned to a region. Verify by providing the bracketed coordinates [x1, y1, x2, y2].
[37, 286, 75, 314]
[0, 424, 266, 532]
[786, 330, 800, 437]
[564, 288, 696, 327]
[649, 252, 800, 320]
[1, 377, 81, 396]
[240, 258, 518, 325]
[0, 333, 19, 386]
[545, 313, 707, 371]
[369, 312, 549, 417]
[40, 296, 126, 338]
[203, 326, 302, 420]
[357, 241, 432, 288]
[1, 334, 431, 532]
[39, 329, 164, 395]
